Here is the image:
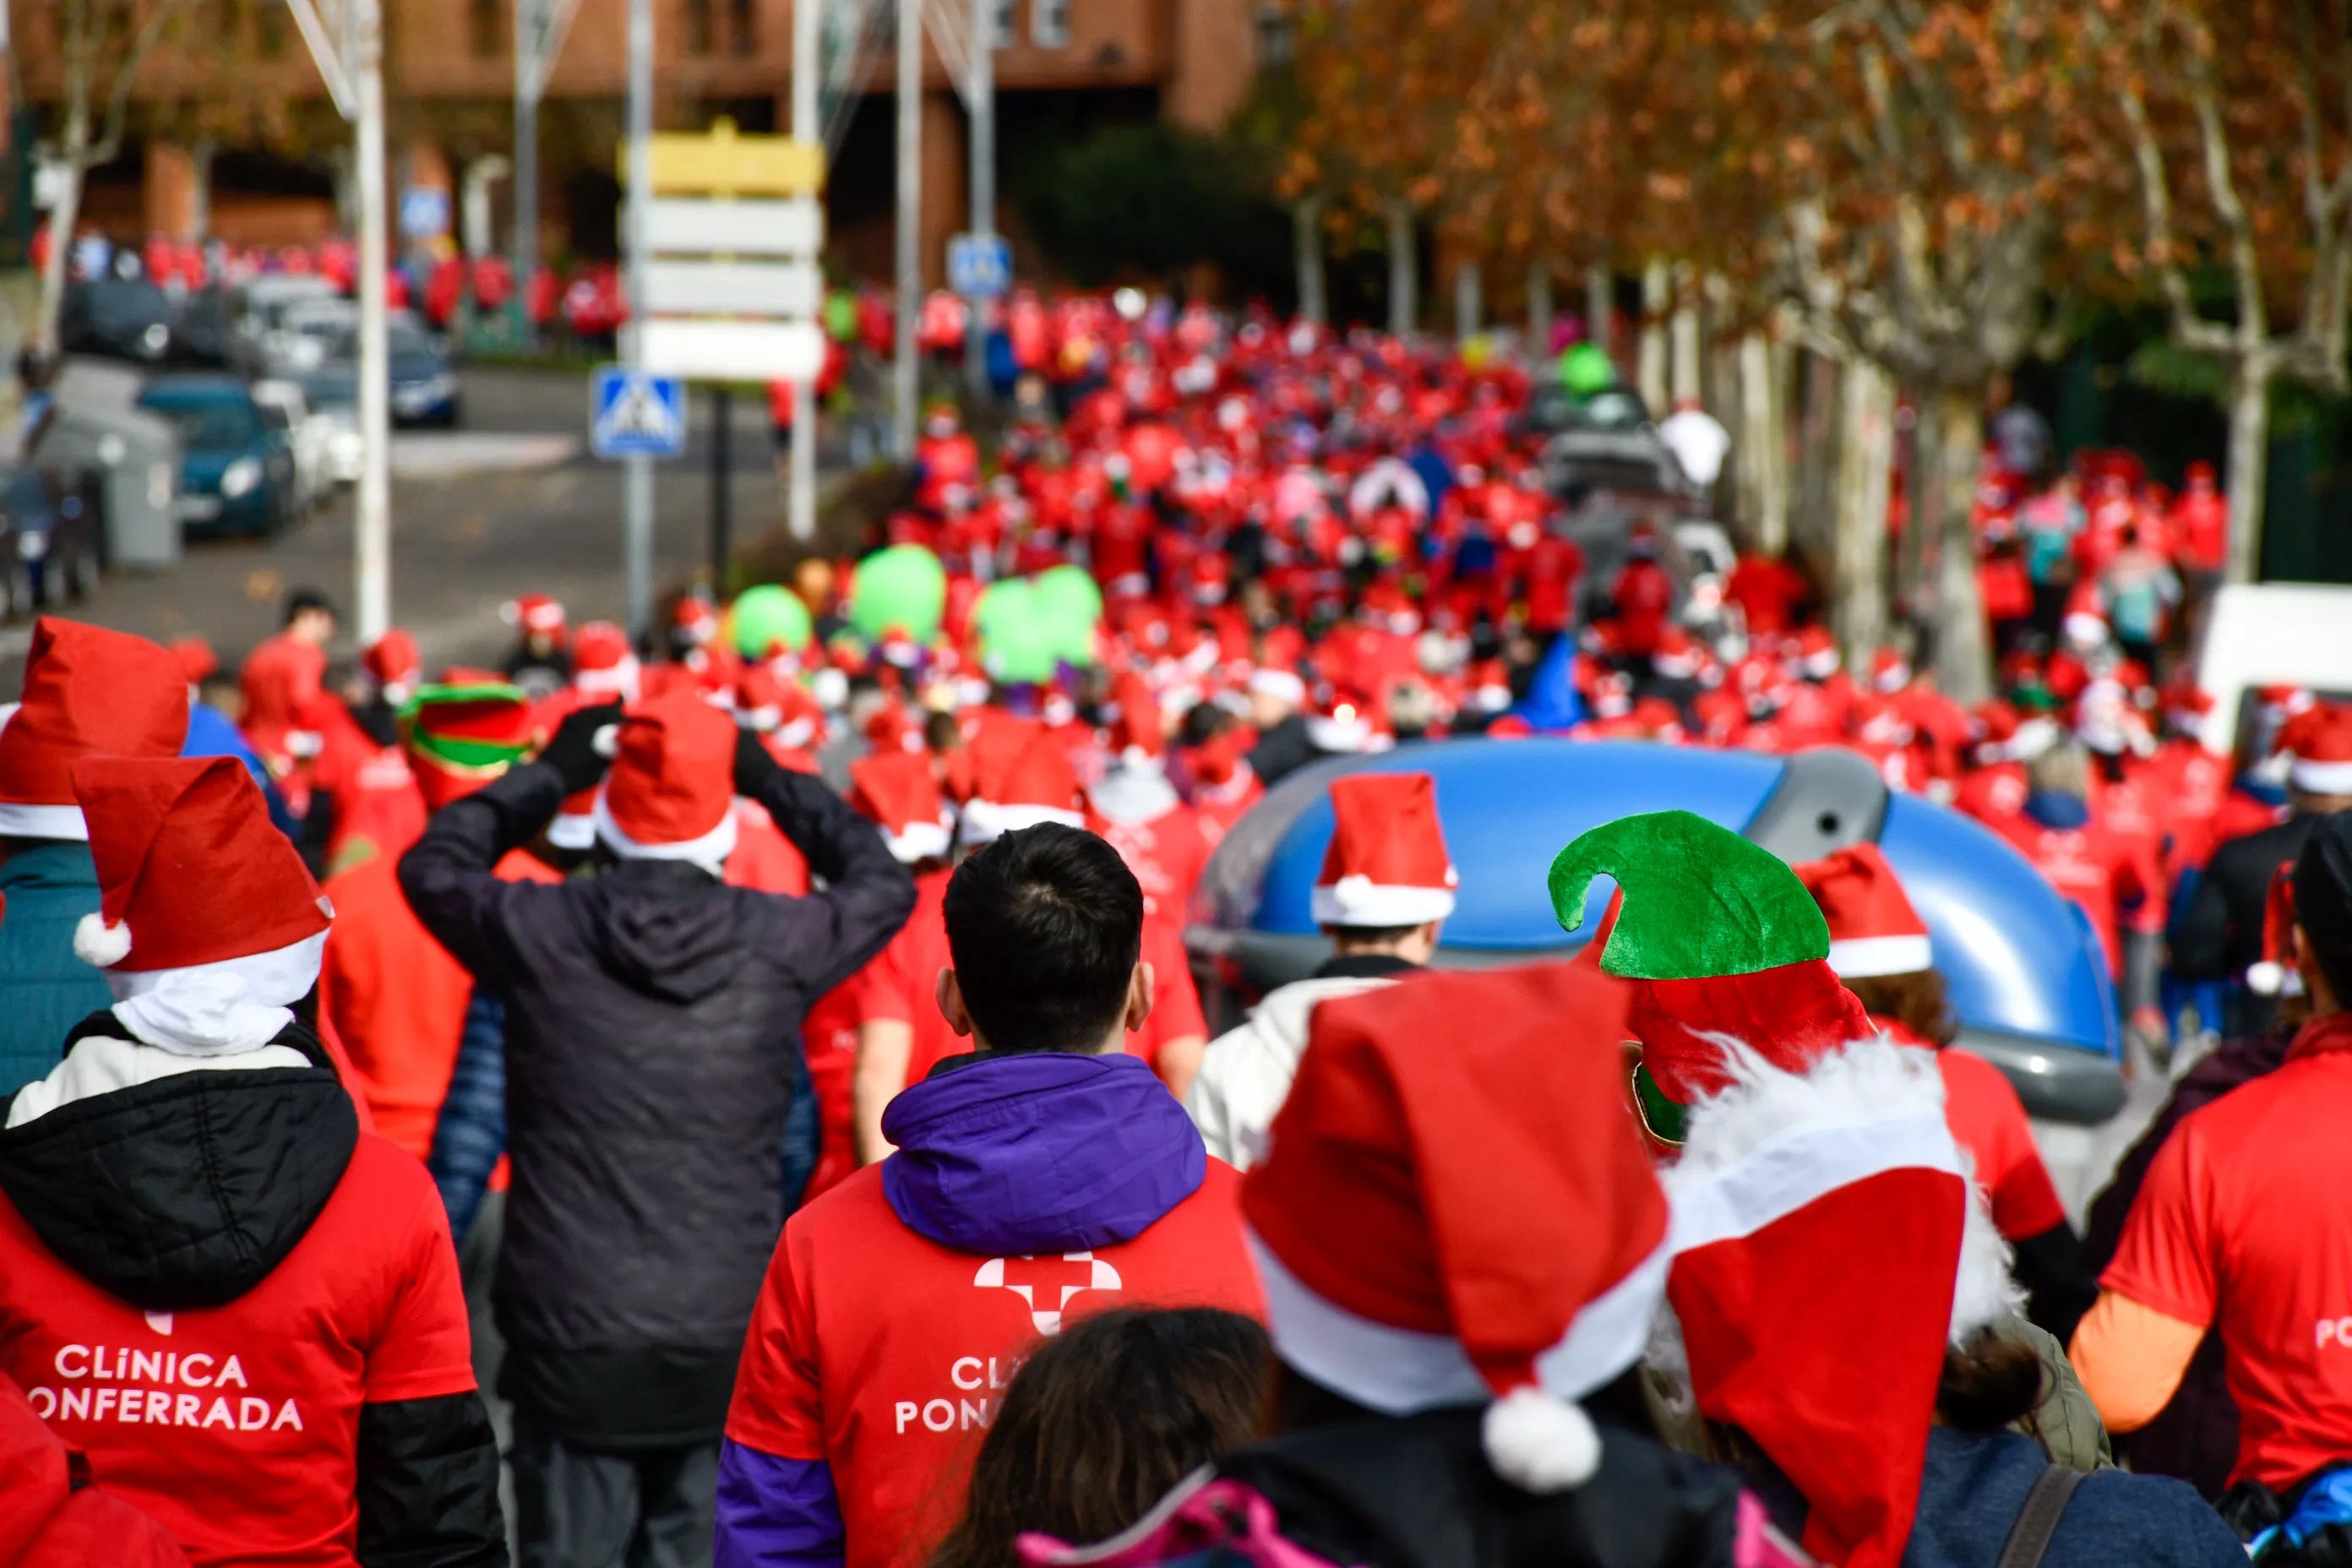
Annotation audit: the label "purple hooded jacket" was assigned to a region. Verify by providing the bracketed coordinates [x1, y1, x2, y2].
[714, 1049, 1210, 1568]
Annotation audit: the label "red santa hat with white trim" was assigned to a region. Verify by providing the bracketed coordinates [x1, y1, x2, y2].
[960, 728, 1086, 845]
[1791, 843, 1933, 979]
[1242, 962, 1667, 1493]
[1313, 772, 1457, 928]
[0, 618, 188, 841]
[591, 692, 740, 872]
[850, 750, 953, 865]
[2285, 702, 2352, 797]
[69, 754, 335, 1057]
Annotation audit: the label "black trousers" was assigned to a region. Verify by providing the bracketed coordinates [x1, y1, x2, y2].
[511, 1412, 718, 1568]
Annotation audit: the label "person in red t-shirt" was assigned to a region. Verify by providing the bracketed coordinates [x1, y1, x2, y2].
[240, 588, 337, 812]
[2075, 814, 2352, 1497]
[1793, 844, 2094, 1342]
[0, 755, 500, 1568]
[1608, 526, 1675, 661]
[1994, 742, 2164, 980]
[1723, 549, 1811, 640]
[716, 825, 1261, 1568]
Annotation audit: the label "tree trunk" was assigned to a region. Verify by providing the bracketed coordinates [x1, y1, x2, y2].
[1292, 197, 1326, 326]
[1793, 348, 1838, 568]
[1453, 259, 1481, 340]
[1583, 264, 1612, 361]
[1898, 384, 1936, 618]
[1527, 262, 1554, 353]
[1832, 355, 1892, 663]
[1735, 329, 1788, 554]
[2224, 356, 2270, 585]
[1669, 263, 1700, 406]
[1384, 200, 1416, 338]
[1933, 391, 1992, 703]
[1637, 257, 1669, 412]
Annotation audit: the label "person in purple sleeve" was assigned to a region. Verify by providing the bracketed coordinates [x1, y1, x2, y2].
[716, 825, 1262, 1568]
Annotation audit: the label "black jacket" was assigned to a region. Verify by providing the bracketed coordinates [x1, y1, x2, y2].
[0, 1011, 504, 1567]
[2170, 814, 2322, 1035]
[1215, 1408, 1756, 1568]
[397, 760, 913, 1449]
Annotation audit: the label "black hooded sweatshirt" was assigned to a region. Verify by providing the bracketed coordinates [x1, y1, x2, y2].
[0, 1010, 505, 1565]
[398, 759, 915, 1450]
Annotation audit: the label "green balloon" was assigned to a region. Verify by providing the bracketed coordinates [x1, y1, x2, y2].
[849, 545, 948, 644]
[824, 288, 859, 342]
[974, 579, 1056, 683]
[1560, 340, 1618, 398]
[732, 584, 813, 659]
[1029, 565, 1102, 667]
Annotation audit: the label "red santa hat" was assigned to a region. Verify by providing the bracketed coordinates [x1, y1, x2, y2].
[850, 751, 953, 865]
[1244, 964, 1667, 1493]
[504, 593, 567, 638]
[0, 618, 189, 841]
[1661, 1034, 2007, 1568]
[362, 628, 423, 698]
[1313, 772, 1457, 928]
[961, 730, 1086, 844]
[170, 634, 220, 687]
[2286, 703, 2352, 796]
[1791, 843, 1933, 978]
[591, 692, 739, 870]
[572, 620, 640, 700]
[69, 755, 335, 1057]
[2247, 862, 2304, 998]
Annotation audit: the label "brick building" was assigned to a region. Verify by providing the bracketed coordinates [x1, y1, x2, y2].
[14, 0, 1264, 283]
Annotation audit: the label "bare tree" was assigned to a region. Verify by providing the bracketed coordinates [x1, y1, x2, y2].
[2104, 0, 2352, 584]
[28, 0, 192, 353]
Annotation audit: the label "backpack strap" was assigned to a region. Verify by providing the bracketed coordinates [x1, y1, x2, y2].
[1994, 1464, 2088, 1568]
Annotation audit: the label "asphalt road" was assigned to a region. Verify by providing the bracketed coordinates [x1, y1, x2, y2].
[0, 365, 794, 695]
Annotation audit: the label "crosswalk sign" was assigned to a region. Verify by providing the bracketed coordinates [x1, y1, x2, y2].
[591, 366, 687, 459]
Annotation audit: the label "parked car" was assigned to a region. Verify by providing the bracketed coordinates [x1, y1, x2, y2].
[136, 375, 296, 537]
[230, 275, 342, 375]
[389, 312, 461, 427]
[60, 280, 177, 364]
[0, 464, 101, 618]
[288, 366, 363, 484]
[252, 378, 335, 514]
[1187, 740, 2127, 1126]
[1533, 385, 1698, 507]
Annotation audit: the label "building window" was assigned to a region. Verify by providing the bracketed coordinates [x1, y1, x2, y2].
[685, 0, 716, 54]
[727, 0, 757, 54]
[471, 0, 506, 57]
[988, 0, 1015, 48]
[1254, 3, 1293, 65]
[1031, 0, 1069, 48]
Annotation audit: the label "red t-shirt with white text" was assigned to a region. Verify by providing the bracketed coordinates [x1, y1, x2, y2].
[726, 1161, 1261, 1568]
[2103, 1015, 2352, 1486]
[0, 1136, 477, 1567]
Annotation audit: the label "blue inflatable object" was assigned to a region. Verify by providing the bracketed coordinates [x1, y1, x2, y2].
[1197, 738, 2125, 1123]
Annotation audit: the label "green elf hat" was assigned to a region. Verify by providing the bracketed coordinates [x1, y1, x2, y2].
[1549, 810, 1874, 1108]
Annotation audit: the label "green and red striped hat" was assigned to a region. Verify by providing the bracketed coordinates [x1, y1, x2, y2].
[400, 683, 538, 808]
[1549, 809, 1871, 1107]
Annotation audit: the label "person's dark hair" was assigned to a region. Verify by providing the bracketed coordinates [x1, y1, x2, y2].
[284, 588, 337, 626]
[1843, 969, 1957, 1048]
[1325, 921, 1423, 950]
[923, 708, 963, 754]
[1935, 1330, 2044, 1432]
[929, 1309, 1269, 1568]
[944, 824, 1145, 1053]
[2297, 812, 2352, 1006]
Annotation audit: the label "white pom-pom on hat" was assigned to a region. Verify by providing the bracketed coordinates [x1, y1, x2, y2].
[74, 912, 132, 968]
[1480, 1386, 1601, 1494]
[592, 723, 620, 759]
[1332, 874, 1375, 912]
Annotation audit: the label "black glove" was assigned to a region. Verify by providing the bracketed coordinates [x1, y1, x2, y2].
[734, 725, 784, 798]
[539, 701, 624, 796]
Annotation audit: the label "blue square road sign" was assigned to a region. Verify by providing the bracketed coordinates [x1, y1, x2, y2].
[591, 366, 687, 460]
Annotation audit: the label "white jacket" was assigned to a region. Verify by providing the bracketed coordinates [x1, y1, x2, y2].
[1184, 974, 1398, 1169]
